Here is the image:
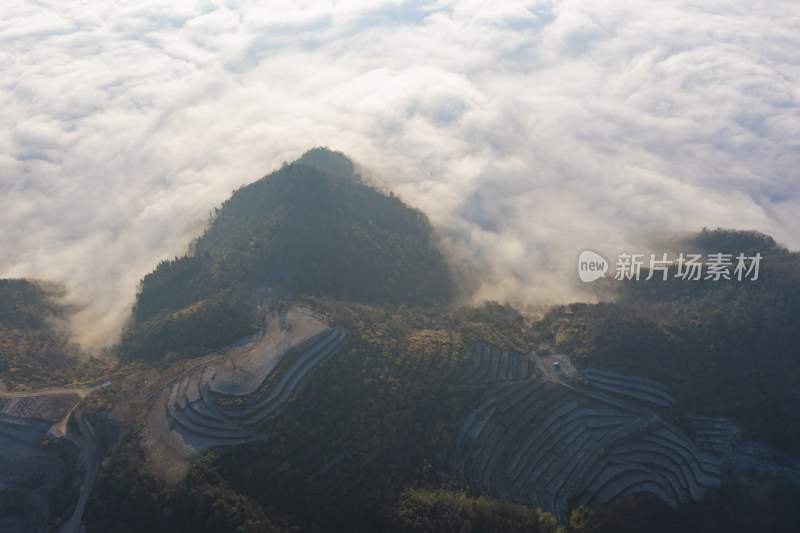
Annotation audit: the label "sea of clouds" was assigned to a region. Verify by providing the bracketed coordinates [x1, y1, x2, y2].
[2, 0, 799, 349]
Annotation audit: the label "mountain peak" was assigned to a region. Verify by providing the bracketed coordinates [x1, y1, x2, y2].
[296, 147, 357, 179]
[124, 150, 455, 360]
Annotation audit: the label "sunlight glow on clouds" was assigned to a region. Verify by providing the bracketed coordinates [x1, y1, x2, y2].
[2, 0, 799, 348]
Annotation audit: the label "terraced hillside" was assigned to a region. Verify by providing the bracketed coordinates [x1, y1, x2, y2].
[456, 342, 724, 522]
[143, 307, 346, 469]
[0, 393, 93, 533]
[0, 384, 100, 533]
[460, 341, 530, 385]
[0, 392, 83, 437]
[0, 416, 68, 533]
[581, 368, 676, 407]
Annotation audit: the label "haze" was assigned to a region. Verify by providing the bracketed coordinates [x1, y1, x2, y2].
[2, 0, 799, 349]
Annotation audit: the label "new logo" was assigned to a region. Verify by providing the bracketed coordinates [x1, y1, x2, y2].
[578, 250, 608, 282]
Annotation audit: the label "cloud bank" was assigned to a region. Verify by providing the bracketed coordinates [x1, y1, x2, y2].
[2, 0, 799, 349]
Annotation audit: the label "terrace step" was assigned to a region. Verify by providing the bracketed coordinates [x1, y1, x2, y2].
[168, 405, 255, 441]
[226, 329, 345, 422]
[461, 341, 529, 385]
[581, 368, 675, 407]
[455, 368, 725, 523]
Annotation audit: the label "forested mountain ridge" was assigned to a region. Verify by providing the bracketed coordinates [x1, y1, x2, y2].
[0, 279, 120, 389]
[0, 279, 77, 386]
[544, 228, 800, 452]
[0, 279, 131, 391]
[122, 148, 455, 362]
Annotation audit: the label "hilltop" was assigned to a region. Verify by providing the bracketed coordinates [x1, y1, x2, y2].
[122, 148, 455, 362]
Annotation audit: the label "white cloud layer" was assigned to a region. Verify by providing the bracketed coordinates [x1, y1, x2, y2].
[2, 0, 799, 349]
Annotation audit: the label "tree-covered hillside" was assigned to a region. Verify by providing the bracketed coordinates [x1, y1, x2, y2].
[0, 279, 78, 385]
[543, 228, 800, 451]
[121, 148, 455, 362]
[89, 301, 565, 533]
[0, 279, 118, 389]
[91, 277, 800, 532]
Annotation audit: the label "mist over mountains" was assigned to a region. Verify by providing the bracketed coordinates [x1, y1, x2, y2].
[121, 148, 455, 361]
[3, 148, 800, 532]
[4, 3, 800, 531]
[3, 0, 800, 349]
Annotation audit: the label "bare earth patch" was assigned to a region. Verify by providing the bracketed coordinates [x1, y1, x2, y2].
[142, 306, 344, 483]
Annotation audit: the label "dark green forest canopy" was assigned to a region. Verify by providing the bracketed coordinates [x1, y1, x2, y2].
[0, 279, 78, 386]
[0, 279, 124, 388]
[123, 148, 455, 362]
[0, 278, 68, 330]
